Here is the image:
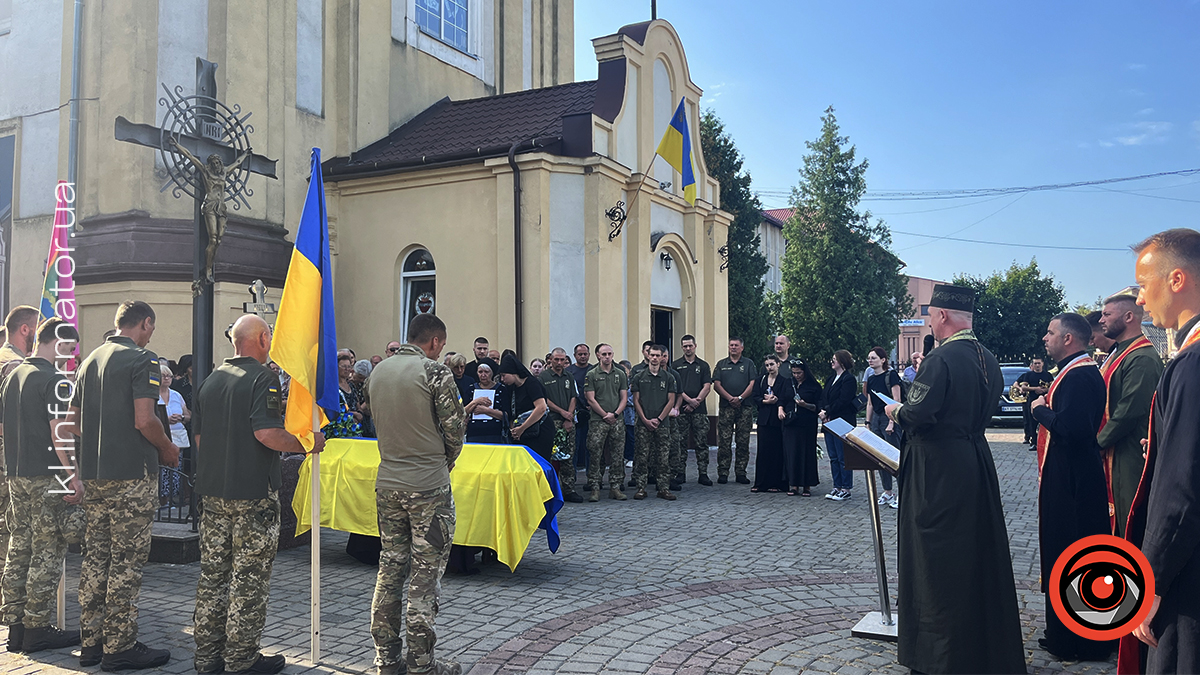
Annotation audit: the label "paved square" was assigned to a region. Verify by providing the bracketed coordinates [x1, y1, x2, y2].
[0, 429, 1117, 674]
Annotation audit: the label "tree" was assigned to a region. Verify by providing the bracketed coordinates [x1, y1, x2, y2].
[952, 259, 1066, 364]
[780, 107, 911, 379]
[700, 109, 773, 360]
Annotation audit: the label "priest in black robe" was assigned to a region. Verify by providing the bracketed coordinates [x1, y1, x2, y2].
[886, 284, 1026, 674]
[1122, 229, 1200, 675]
[1030, 312, 1112, 661]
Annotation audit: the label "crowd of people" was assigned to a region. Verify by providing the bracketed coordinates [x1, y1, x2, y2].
[0, 227, 1198, 675]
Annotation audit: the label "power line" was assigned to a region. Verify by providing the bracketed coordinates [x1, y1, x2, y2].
[891, 230, 1128, 251]
[753, 168, 1200, 202]
[895, 193, 1027, 252]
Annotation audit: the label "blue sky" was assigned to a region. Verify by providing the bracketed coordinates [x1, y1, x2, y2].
[574, 1, 1200, 306]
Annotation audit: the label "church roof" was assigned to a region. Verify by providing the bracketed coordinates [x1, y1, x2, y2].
[324, 80, 599, 179]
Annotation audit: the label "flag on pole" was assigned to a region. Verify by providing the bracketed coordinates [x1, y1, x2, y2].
[269, 148, 339, 450]
[40, 181, 77, 324]
[655, 97, 697, 205]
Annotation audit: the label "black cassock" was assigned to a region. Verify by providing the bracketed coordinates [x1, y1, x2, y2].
[1119, 332, 1200, 674]
[1031, 352, 1111, 657]
[896, 336, 1026, 674]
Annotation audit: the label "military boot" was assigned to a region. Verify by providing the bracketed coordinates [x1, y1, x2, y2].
[633, 487, 647, 500]
[100, 641, 170, 671]
[589, 488, 600, 502]
[79, 644, 103, 667]
[609, 487, 627, 501]
[4, 624, 24, 653]
[698, 474, 713, 486]
[230, 654, 286, 674]
[377, 662, 408, 675]
[21, 625, 80, 653]
[657, 489, 677, 501]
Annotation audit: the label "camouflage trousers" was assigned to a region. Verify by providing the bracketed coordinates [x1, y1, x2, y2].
[193, 492, 280, 672]
[585, 419, 626, 490]
[1, 476, 72, 628]
[550, 419, 577, 492]
[79, 474, 157, 653]
[678, 411, 711, 473]
[372, 485, 455, 673]
[633, 420, 672, 489]
[717, 405, 755, 478]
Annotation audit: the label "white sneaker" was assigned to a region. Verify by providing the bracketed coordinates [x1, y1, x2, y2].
[824, 489, 840, 500]
[888, 494, 899, 509]
[830, 490, 851, 501]
[877, 493, 890, 505]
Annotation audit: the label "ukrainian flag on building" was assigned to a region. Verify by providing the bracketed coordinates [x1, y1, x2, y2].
[270, 148, 339, 450]
[655, 97, 697, 205]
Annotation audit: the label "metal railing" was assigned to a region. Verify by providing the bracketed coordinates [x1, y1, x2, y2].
[154, 449, 198, 532]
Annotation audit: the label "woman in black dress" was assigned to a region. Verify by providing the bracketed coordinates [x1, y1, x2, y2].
[784, 359, 823, 496]
[751, 355, 793, 493]
[497, 353, 554, 460]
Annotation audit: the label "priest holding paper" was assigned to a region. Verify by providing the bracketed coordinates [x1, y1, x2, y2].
[884, 284, 1026, 674]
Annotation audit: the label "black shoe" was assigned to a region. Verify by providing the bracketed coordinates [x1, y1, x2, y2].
[698, 474, 713, 486]
[231, 654, 286, 674]
[563, 491, 584, 503]
[735, 475, 751, 484]
[1038, 637, 1077, 662]
[674, 473, 686, 484]
[100, 641, 171, 671]
[5, 623, 24, 653]
[717, 475, 728, 484]
[669, 482, 682, 491]
[80, 644, 103, 667]
[22, 624, 80, 653]
[196, 659, 225, 674]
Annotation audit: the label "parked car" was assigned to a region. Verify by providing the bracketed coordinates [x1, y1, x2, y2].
[991, 365, 1029, 425]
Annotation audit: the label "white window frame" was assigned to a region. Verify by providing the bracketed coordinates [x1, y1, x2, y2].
[393, 0, 493, 86]
[414, 0, 468, 53]
[400, 249, 436, 342]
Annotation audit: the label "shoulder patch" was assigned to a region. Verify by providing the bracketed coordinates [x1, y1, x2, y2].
[908, 381, 930, 405]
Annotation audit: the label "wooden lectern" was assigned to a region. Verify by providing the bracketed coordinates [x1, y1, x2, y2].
[823, 418, 899, 642]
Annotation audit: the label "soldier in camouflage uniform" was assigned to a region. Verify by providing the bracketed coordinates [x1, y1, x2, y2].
[0, 305, 41, 608]
[369, 314, 465, 675]
[583, 344, 628, 501]
[0, 317, 82, 654]
[192, 315, 317, 674]
[539, 348, 582, 502]
[713, 338, 757, 484]
[673, 335, 713, 485]
[663, 354, 685, 490]
[67, 301, 179, 670]
[631, 345, 677, 500]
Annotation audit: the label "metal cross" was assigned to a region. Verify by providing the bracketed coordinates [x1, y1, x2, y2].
[243, 279, 277, 320]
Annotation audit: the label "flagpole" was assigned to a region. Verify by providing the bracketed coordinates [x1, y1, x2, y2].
[310, 403, 321, 663]
[626, 152, 659, 214]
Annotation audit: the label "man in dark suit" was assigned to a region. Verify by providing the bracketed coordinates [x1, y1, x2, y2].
[1031, 312, 1112, 662]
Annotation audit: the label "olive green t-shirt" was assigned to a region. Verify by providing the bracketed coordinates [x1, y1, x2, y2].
[538, 368, 577, 422]
[713, 356, 757, 408]
[71, 336, 162, 480]
[0, 357, 68, 477]
[631, 367, 677, 420]
[583, 365, 628, 422]
[193, 356, 285, 500]
[671, 356, 712, 415]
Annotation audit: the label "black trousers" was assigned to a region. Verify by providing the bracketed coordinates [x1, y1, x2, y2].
[1023, 402, 1037, 442]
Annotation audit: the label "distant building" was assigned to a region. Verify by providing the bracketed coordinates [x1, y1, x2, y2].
[897, 275, 947, 365]
[759, 208, 791, 294]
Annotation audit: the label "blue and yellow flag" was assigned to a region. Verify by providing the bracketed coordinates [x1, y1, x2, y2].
[270, 148, 339, 450]
[655, 97, 697, 205]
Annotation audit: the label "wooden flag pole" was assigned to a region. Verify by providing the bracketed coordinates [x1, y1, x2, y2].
[625, 152, 659, 214]
[310, 404, 321, 663]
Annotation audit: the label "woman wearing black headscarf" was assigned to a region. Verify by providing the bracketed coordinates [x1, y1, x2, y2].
[784, 359, 823, 496]
[497, 353, 554, 460]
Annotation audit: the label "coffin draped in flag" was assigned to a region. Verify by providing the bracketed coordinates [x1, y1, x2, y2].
[269, 148, 339, 449]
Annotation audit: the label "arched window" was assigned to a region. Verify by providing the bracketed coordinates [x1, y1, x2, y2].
[401, 248, 436, 341]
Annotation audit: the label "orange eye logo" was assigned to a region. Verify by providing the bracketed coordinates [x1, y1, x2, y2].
[1049, 535, 1155, 641]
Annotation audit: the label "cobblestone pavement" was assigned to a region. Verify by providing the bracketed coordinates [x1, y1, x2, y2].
[0, 429, 1117, 674]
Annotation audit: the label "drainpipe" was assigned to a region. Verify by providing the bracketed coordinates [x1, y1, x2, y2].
[67, 0, 83, 231]
[508, 140, 525, 359]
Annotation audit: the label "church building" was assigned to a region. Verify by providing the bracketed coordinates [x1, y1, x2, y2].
[0, 1, 730, 368]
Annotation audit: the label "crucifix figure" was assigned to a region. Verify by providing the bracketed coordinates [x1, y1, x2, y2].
[171, 137, 252, 282]
[242, 279, 277, 321]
